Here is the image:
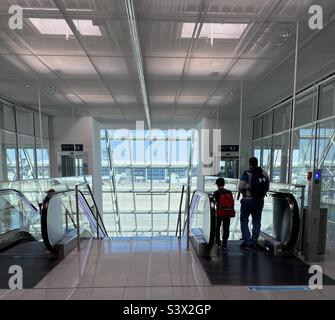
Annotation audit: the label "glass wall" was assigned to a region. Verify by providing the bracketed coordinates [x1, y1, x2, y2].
[252, 75, 335, 252]
[0, 103, 50, 182]
[101, 128, 197, 236]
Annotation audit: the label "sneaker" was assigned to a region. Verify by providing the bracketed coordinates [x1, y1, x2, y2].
[216, 242, 222, 247]
[222, 245, 228, 251]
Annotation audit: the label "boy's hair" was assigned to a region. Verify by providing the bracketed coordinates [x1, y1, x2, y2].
[215, 178, 225, 187]
[249, 157, 258, 167]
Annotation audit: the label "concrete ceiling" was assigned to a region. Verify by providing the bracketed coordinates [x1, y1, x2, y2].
[0, 0, 335, 126]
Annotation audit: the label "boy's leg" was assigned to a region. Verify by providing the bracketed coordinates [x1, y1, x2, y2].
[216, 217, 222, 245]
[222, 217, 230, 247]
[240, 198, 251, 245]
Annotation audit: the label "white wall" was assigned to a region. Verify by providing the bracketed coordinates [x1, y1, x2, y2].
[196, 116, 253, 190]
[50, 116, 103, 212]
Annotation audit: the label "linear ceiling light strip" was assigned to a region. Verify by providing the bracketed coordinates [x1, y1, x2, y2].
[125, 0, 151, 129]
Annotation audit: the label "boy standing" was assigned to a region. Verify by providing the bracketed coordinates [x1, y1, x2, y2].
[213, 178, 235, 250]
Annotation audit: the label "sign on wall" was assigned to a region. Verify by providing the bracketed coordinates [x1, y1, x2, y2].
[220, 145, 239, 152]
[61, 144, 84, 152]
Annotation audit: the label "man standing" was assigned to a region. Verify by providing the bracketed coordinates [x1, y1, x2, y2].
[238, 157, 269, 249]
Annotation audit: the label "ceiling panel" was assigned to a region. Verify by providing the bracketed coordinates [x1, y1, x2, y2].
[186, 58, 231, 79]
[40, 56, 99, 79]
[0, 0, 335, 122]
[145, 58, 184, 79]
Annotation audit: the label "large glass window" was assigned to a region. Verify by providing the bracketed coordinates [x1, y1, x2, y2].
[101, 128, 196, 236]
[262, 111, 272, 137]
[0, 131, 17, 181]
[18, 134, 36, 180]
[273, 102, 292, 134]
[272, 132, 290, 183]
[316, 119, 335, 224]
[34, 113, 49, 139]
[36, 138, 50, 178]
[0, 105, 16, 132]
[0, 104, 50, 183]
[292, 126, 315, 184]
[253, 140, 261, 161]
[319, 81, 335, 120]
[253, 116, 262, 139]
[261, 137, 272, 175]
[16, 108, 34, 136]
[295, 92, 315, 128]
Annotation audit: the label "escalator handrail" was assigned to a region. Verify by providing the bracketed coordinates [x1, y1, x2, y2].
[0, 188, 39, 213]
[79, 182, 109, 238]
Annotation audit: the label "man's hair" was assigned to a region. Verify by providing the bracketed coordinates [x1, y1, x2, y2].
[215, 178, 225, 187]
[249, 157, 258, 167]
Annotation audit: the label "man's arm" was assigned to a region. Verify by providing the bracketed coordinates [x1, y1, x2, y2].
[238, 172, 249, 194]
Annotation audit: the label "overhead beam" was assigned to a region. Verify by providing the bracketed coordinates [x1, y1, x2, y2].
[124, 0, 151, 129]
[172, 0, 207, 119]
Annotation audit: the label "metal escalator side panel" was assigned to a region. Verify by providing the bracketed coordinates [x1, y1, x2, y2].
[264, 192, 300, 251]
[0, 229, 36, 253]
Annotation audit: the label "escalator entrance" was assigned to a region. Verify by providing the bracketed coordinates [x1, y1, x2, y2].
[189, 190, 335, 286]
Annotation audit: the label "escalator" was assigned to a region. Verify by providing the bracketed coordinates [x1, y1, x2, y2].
[188, 190, 301, 255]
[0, 185, 108, 289]
[189, 189, 335, 286]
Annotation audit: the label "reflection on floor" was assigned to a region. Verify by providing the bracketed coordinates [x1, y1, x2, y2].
[0, 238, 334, 300]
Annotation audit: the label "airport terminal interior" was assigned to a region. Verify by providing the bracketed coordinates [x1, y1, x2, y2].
[0, 0, 335, 300]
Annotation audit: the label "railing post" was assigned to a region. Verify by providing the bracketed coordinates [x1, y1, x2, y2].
[176, 185, 185, 239]
[96, 205, 99, 239]
[186, 185, 190, 251]
[75, 185, 80, 251]
[65, 209, 69, 233]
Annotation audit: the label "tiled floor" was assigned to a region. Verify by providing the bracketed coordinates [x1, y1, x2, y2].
[0, 238, 334, 300]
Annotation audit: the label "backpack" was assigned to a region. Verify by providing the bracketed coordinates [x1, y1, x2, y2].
[217, 190, 235, 218]
[247, 169, 269, 199]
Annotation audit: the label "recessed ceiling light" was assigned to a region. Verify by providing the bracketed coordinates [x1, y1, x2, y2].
[181, 23, 248, 39]
[29, 18, 102, 36]
[25, 84, 31, 88]
[280, 31, 292, 38]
